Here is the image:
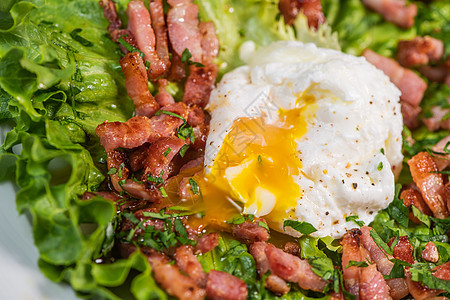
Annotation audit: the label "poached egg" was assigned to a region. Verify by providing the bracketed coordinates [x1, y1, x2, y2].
[198, 41, 403, 238]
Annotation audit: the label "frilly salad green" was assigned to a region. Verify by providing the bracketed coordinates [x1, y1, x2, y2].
[0, 0, 449, 299]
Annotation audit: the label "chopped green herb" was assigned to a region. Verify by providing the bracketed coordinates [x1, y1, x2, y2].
[147, 170, 164, 185]
[107, 167, 117, 175]
[377, 161, 383, 171]
[346, 260, 369, 268]
[174, 218, 188, 238]
[345, 215, 364, 227]
[189, 178, 199, 195]
[258, 221, 269, 232]
[122, 212, 139, 225]
[69, 28, 93, 47]
[118, 162, 125, 178]
[380, 148, 385, 155]
[179, 144, 190, 157]
[181, 48, 204, 67]
[227, 215, 246, 225]
[257, 155, 262, 164]
[369, 229, 393, 256]
[283, 220, 317, 235]
[117, 36, 145, 59]
[159, 187, 168, 198]
[155, 110, 187, 122]
[386, 190, 409, 228]
[163, 148, 172, 157]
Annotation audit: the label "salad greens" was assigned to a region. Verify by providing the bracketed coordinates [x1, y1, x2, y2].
[0, 0, 449, 299]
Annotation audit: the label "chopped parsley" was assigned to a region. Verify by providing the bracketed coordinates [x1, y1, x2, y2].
[107, 167, 117, 175]
[283, 220, 317, 235]
[159, 187, 168, 198]
[163, 147, 172, 157]
[147, 170, 164, 185]
[179, 144, 190, 157]
[377, 161, 383, 171]
[181, 48, 205, 67]
[188, 178, 199, 195]
[117, 35, 145, 59]
[345, 215, 365, 227]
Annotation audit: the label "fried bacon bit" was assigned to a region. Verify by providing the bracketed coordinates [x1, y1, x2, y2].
[431, 136, 450, 172]
[397, 36, 444, 68]
[175, 245, 207, 287]
[249, 241, 270, 276]
[167, 0, 203, 62]
[265, 243, 328, 292]
[360, 264, 392, 300]
[401, 100, 421, 130]
[400, 185, 433, 224]
[278, 0, 326, 29]
[265, 274, 291, 296]
[405, 273, 443, 300]
[232, 218, 270, 243]
[422, 242, 439, 263]
[419, 64, 447, 83]
[361, 0, 417, 29]
[283, 241, 300, 256]
[359, 226, 394, 275]
[423, 103, 450, 132]
[149, 0, 171, 78]
[148, 253, 206, 300]
[195, 233, 219, 254]
[142, 136, 186, 182]
[106, 149, 129, 193]
[363, 49, 427, 108]
[341, 229, 362, 299]
[206, 270, 248, 300]
[168, 51, 187, 81]
[386, 277, 409, 300]
[155, 79, 175, 106]
[432, 261, 450, 281]
[199, 22, 219, 63]
[120, 52, 160, 117]
[99, 0, 132, 43]
[408, 152, 449, 219]
[183, 64, 219, 108]
[393, 236, 414, 265]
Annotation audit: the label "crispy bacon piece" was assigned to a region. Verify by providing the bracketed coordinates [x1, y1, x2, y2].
[360, 264, 392, 300]
[341, 229, 362, 299]
[405, 273, 443, 300]
[142, 136, 186, 182]
[120, 52, 160, 117]
[278, 0, 326, 29]
[423, 104, 450, 132]
[149, 0, 171, 78]
[419, 64, 447, 83]
[265, 274, 290, 296]
[195, 233, 219, 254]
[401, 100, 421, 130]
[206, 270, 248, 300]
[175, 245, 207, 287]
[155, 79, 176, 106]
[249, 241, 270, 276]
[432, 136, 450, 171]
[283, 241, 300, 256]
[386, 277, 409, 300]
[422, 242, 439, 263]
[168, 51, 187, 81]
[106, 149, 129, 193]
[393, 236, 414, 265]
[96, 102, 188, 152]
[187, 105, 209, 150]
[183, 64, 218, 108]
[265, 243, 327, 292]
[361, 0, 417, 29]
[126, 0, 168, 80]
[232, 218, 270, 243]
[121, 180, 163, 200]
[397, 36, 444, 68]
[359, 226, 394, 275]
[99, 0, 132, 44]
[82, 191, 121, 201]
[433, 261, 450, 281]
[167, 0, 203, 63]
[363, 49, 427, 108]
[400, 185, 433, 224]
[408, 152, 449, 219]
[148, 253, 206, 300]
[199, 22, 219, 63]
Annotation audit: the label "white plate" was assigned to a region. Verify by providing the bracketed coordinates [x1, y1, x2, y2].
[0, 126, 79, 299]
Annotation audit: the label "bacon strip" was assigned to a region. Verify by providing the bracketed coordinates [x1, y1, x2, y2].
[106, 149, 130, 193]
[405, 273, 443, 300]
[149, 0, 171, 78]
[99, 0, 130, 43]
[278, 0, 326, 29]
[400, 100, 421, 130]
[400, 185, 433, 224]
[249, 241, 270, 276]
[431, 136, 450, 172]
[360, 264, 392, 300]
[422, 242, 439, 263]
[408, 152, 449, 219]
[183, 64, 218, 108]
[341, 229, 362, 299]
[393, 236, 414, 265]
[195, 233, 219, 254]
[361, 0, 417, 29]
[265, 274, 290, 296]
[167, 0, 203, 62]
[265, 243, 328, 292]
[363, 49, 427, 108]
[433, 261, 450, 281]
[232, 218, 270, 243]
[423, 104, 450, 132]
[206, 270, 248, 300]
[155, 79, 176, 106]
[175, 245, 207, 287]
[199, 22, 219, 63]
[148, 253, 206, 300]
[120, 52, 160, 117]
[397, 36, 444, 68]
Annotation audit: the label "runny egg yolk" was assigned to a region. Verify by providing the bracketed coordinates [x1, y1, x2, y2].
[192, 90, 319, 228]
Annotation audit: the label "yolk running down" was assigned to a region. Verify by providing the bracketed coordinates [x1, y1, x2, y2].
[193, 97, 315, 229]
